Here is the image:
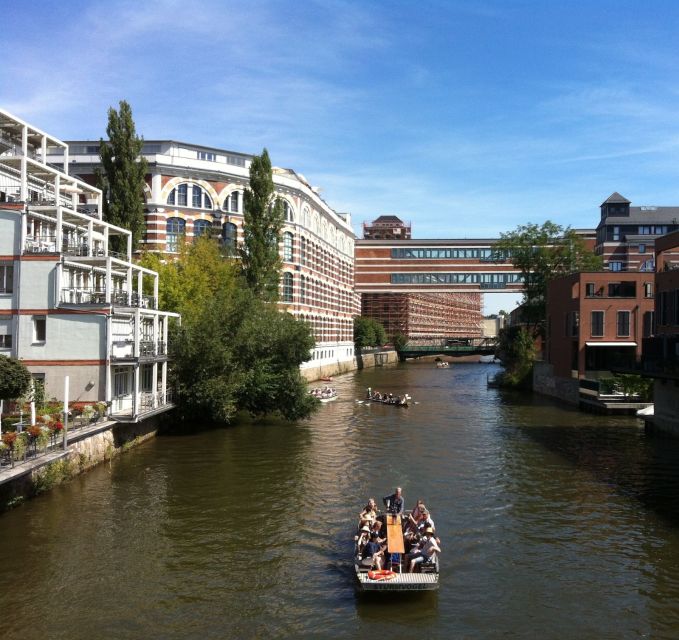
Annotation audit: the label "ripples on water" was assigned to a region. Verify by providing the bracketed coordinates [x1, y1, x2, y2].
[4, 363, 679, 638]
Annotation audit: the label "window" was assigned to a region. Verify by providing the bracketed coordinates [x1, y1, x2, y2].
[192, 185, 203, 208]
[177, 184, 188, 206]
[0, 334, 10, 349]
[222, 222, 237, 251]
[283, 201, 293, 222]
[640, 259, 655, 272]
[644, 282, 653, 298]
[638, 244, 646, 254]
[612, 226, 620, 241]
[617, 311, 630, 337]
[224, 191, 240, 213]
[609, 261, 623, 272]
[141, 364, 153, 392]
[283, 232, 293, 262]
[193, 219, 211, 237]
[226, 155, 246, 167]
[570, 311, 579, 337]
[197, 151, 215, 161]
[591, 311, 604, 337]
[167, 188, 175, 205]
[33, 315, 46, 343]
[166, 217, 185, 252]
[300, 275, 305, 304]
[585, 282, 595, 297]
[643, 311, 654, 338]
[0, 265, 13, 293]
[282, 272, 294, 302]
[300, 236, 306, 265]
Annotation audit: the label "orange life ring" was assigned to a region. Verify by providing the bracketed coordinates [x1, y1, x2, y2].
[368, 569, 396, 581]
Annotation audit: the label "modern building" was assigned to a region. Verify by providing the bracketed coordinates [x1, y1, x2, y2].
[596, 192, 679, 272]
[54, 140, 358, 370]
[640, 231, 679, 434]
[0, 109, 179, 421]
[545, 271, 655, 380]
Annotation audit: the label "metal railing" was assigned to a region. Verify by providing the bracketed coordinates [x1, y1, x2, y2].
[24, 236, 57, 253]
[60, 288, 107, 305]
[111, 291, 157, 309]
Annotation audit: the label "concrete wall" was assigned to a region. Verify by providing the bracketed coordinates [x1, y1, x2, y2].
[0, 209, 21, 255]
[533, 361, 580, 405]
[26, 363, 105, 403]
[650, 379, 679, 436]
[301, 349, 399, 382]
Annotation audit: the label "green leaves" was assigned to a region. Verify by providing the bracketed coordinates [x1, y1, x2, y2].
[239, 149, 284, 301]
[353, 316, 386, 350]
[96, 100, 148, 253]
[0, 356, 32, 401]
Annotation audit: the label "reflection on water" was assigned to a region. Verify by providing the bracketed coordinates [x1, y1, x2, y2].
[2, 363, 679, 638]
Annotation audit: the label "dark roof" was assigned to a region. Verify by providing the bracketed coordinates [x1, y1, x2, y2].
[369, 215, 405, 225]
[601, 192, 631, 205]
[599, 206, 679, 226]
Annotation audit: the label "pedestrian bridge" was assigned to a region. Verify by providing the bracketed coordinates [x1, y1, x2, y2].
[398, 337, 498, 359]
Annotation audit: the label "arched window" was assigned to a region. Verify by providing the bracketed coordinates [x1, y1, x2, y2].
[282, 272, 294, 302]
[300, 275, 305, 304]
[193, 219, 211, 238]
[300, 236, 306, 265]
[224, 191, 240, 213]
[283, 232, 293, 262]
[167, 183, 211, 209]
[282, 200, 293, 222]
[222, 221, 238, 251]
[166, 217, 185, 252]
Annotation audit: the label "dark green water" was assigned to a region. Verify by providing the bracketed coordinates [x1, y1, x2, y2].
[3, 363, 679, 639]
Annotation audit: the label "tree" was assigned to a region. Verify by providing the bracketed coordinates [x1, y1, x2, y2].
[494, 221, 602, 336]
[96, 100, 148, 253]
[495, 325, 536, 389]
[239, 149, 284, 301]
[353, 316, 386, 350]
[0, 356, 32, 401]
[392, 333, 408, 351]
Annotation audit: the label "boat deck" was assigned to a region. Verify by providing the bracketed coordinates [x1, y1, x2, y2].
[356, 570, 439, 591]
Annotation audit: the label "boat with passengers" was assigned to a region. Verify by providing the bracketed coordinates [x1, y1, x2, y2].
[353, 495, 440, 591]
[365, 389, 411, 407]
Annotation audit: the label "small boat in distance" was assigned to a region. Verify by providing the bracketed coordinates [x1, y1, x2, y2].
[436, 361, 450, 368]
[310, 386, 338, 402]
[320, 376, 333, 382]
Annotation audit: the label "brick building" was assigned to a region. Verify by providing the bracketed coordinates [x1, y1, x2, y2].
[545, 271, 655, 379]
[52, 140, 358, 370]
[640, 231, 679, 434]
[596, 192, 679, 272]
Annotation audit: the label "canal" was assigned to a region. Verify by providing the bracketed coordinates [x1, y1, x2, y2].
[3, 362, 679, 639]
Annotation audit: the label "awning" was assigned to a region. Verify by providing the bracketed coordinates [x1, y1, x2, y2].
[585, 341, 637, 347]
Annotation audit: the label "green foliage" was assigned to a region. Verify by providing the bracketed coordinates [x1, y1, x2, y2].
[138, 236, 238, 325]
[0, 356, 32, 401]
[32, 459, 75, 495]
[610, 374, 654, 400]
[239, 149, 284, 301]
[354, 316, 387, 350]
[392, 333, 408, 351]
[170, 276, 316, 425]
[495, 326, 536, 389]
[96, 100, 148, 252]
[494, 221, 602, 336]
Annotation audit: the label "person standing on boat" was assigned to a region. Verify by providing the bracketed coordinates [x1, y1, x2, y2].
[383, 487, 404, 516]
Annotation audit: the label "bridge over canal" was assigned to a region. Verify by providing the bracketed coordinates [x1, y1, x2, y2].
[398, 337, 498, 360]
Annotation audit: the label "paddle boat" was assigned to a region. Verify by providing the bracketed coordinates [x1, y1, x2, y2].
[354, 510, 440, 592]
[364, 388, 410, 407]
[309, 386, 338, 402]
[436, 361, 450, 368]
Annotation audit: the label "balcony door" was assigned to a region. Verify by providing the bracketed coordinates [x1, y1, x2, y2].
[112, 366, 132, 413]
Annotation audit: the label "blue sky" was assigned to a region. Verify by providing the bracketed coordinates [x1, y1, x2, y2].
[3, 1, 679, 312]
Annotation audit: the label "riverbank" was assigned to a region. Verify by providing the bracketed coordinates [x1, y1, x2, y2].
[302, 349, 399, 382]
[0, 417, 162, 512]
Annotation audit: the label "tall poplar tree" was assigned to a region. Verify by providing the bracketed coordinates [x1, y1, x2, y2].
[239, 149, 284, 300]
[96, 100, 148, 253]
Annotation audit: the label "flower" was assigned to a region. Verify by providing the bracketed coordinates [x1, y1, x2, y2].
[2, 432, 17, 447]
[27, 425, 42, 438]
[51, 421, 64, 432]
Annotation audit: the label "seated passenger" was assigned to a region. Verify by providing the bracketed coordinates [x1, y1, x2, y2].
[371, 519, 386, 544]
[408, 527, 441, 573]
[359, 498, 378, 527]
[360, 532, 386, 569]
[356, 524, 371, 552]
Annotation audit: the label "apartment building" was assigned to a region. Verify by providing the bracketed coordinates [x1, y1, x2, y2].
[640, 231, 679, 434]
[54, 140, 358, 369]
[545, 272, 655, 380]
[596, 192, 679, 272]
[0, 109, 179, 422]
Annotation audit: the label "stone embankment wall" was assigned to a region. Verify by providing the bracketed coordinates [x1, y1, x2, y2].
[533, 361, 580, 405]
[302, 350, 399, 382]
[647, 380, 679, 436]
[0, 418, 161, 512]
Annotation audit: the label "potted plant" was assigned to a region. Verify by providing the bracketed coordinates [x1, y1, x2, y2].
[2, 431, 17, 448]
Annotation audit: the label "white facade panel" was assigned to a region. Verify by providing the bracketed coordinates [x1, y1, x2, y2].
[18, 261, 57, 309]
[0, 210, 21, 254]
[17, 313, 105, 360]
